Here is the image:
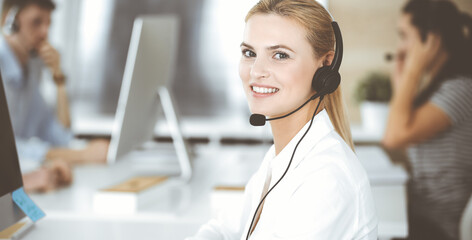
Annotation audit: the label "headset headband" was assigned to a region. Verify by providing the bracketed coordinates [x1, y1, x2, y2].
[330, 21, 343, 72]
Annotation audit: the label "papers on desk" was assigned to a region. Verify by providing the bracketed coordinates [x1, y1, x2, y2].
[93, 176, 168, 214]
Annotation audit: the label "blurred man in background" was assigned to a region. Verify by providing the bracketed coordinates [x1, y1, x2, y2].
[0, 0, 109, 192]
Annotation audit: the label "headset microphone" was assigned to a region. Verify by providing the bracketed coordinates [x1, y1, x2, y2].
[249, 114, 266, 126]
[249, 91, 325, 126]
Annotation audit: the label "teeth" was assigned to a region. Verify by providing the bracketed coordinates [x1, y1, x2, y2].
[252, 86, 279, 94]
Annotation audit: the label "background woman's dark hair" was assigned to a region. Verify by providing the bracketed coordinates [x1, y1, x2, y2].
[403, 0, 472, 106]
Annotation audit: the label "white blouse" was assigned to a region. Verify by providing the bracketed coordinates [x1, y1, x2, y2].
[188, 110, 378, 240]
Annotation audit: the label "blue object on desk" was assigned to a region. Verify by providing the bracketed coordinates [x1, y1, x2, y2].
[12, 187, 45, 222]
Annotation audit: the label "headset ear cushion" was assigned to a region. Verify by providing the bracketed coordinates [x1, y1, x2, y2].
[12, 21, 19, 32]
[324, 71, 340, 94]
[312, 66, 330, 92]
[312, 66, 340, 95]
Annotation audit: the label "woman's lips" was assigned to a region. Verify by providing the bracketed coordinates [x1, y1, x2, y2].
[250, 85, 279, 97]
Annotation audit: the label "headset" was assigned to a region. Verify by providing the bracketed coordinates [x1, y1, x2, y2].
[3, 6, 20, 35]
[312, 22, 342, 95]
[246, 21, 343, 239]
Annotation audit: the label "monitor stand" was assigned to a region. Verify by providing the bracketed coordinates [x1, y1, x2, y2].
[132, 87, 192, 181]
[157, 87, 192, 181]
[0, 193, 25, 232]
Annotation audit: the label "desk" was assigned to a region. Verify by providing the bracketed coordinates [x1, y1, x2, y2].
[72, 114, 274, 142]
[356, 146, 408, 239]
[22, 145, 407, 240]
[72, 115, 384, 144]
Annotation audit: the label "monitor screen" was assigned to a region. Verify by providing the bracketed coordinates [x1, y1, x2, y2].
[0, 72, 23, 197]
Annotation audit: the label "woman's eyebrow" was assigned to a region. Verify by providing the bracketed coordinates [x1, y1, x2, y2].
[267, 44, 295, 52]
[240, 42, 254, 49]
[240, 43, 295, 53]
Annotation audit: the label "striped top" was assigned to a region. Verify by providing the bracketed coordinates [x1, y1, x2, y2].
[407, 76, 472, 239]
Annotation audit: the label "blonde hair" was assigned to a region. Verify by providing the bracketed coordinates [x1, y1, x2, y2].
[246, 0, 354, 150]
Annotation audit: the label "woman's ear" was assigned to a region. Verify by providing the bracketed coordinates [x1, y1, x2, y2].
[323, 50, 335, 67]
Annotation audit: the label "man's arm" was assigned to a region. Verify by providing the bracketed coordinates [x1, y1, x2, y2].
[56, 75, 71, 128]
[22, 159, 72, 192]
[45, 139, 109, 165]
[38, 42, 71, 128]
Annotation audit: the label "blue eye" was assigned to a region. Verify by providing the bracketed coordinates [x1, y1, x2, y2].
[274, 52, 289, 60]
[242, 49, 256, 58]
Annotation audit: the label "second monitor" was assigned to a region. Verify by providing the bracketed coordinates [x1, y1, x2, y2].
[107, 15, 192, 181]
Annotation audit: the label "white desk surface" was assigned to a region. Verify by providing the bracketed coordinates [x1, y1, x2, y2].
[22, 145, 407, 240]
[72, 114, 383, 143]
[72, 114, 274, 141]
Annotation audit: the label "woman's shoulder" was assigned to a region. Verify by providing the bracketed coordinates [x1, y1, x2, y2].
[287, 131, 377, 232]
[441, 75, 472, 90]
[429, 75, 472, 125]
[297, 131, 370, 191]
[431, 75, 472, 101]
[290, 132, 377, 230]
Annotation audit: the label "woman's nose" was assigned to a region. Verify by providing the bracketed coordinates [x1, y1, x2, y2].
[250, 57, 270, 79]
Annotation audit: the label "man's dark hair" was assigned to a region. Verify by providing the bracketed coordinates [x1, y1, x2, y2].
[1, 0, 56, 25]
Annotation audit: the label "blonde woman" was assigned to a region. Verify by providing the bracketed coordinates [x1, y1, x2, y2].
[188, 0, 377, 239]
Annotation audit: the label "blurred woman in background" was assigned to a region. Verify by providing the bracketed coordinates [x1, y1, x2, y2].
[383, 0, 472, 239]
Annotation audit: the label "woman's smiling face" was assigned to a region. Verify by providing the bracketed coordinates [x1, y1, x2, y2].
[239, 13, 322, 118]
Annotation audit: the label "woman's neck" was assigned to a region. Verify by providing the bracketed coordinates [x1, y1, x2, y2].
[270, 99, 324, 155]
[425, 50, 449, 83]
[418, 50, 449, 95]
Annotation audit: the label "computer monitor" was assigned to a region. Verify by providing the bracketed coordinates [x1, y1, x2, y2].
[107, 15, 192, 180]
[0, 72, 26, 232]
